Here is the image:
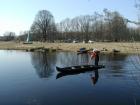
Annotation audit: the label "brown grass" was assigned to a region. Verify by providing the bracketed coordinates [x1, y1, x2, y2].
[0, 41, 140, 54]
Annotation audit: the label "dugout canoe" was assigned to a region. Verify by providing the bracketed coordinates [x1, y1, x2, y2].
[56, 65, 105, 73]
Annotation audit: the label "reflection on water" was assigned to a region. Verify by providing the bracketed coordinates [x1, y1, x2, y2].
[0, 50, 140, 105]
[31, 52, 91, 78]
[105, 54, 128, 77]
[30, 51, 140, 88]
[31, 52, 128, 79]
[90, 70, 99, 85]
[31, 52, 57, 78]
[56, 52, 90, 66]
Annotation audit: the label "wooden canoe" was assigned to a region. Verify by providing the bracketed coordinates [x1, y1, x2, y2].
[56, 65, 105, 73]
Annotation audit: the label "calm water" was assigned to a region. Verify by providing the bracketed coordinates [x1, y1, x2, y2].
[0, 50, 140, 105]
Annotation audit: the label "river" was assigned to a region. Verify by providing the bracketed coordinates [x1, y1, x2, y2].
[0, 50, 140, 105]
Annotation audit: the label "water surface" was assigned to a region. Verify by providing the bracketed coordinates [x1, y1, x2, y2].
[0, 50, 140, 105]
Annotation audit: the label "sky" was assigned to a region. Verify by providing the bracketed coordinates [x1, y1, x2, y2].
[0, 0, 138, 35]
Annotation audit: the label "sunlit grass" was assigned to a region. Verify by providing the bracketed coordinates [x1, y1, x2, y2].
[0, 41, 140, 54]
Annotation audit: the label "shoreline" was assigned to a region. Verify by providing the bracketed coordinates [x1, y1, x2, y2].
[0, 41, 140, 54]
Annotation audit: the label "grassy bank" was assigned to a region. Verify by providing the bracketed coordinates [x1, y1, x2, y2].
[0, 41, 140, 54]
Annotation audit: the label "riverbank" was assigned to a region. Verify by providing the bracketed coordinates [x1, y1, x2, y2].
[0, 41, 140, 54]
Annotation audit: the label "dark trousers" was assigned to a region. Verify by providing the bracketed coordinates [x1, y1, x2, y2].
[95, 55, 99, 66]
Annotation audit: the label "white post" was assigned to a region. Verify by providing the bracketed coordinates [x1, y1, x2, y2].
[26, 31, 30, 42]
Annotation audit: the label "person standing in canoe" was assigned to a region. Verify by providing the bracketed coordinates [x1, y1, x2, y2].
[88, 49, 100, 66]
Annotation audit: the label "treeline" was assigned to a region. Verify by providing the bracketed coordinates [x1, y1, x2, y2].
[55, 9, 140, 42]
[1, 9, 140, 42]
[0, 32, 16, 41]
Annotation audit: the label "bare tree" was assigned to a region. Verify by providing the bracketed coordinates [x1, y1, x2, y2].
[3, 32, 16, 41]
[111, 11, 127, 41]
[31, 10, 55, 41]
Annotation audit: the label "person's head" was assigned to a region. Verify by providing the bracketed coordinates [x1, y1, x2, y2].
[93, 49, 100, 54]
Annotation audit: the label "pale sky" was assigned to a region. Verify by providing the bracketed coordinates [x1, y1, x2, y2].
[0, 0, 138, 35]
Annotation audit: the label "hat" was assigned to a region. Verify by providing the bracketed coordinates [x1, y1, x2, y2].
[93, 48, 97, 52]
[93, 49, 100, 53]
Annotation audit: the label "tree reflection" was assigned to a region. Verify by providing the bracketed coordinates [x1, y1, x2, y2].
[31, 52, 90, 78]
[103, 53, 128, 77]
[31, 51, 128, 78]
[31, 52, 57, 78]
[108, 54, 127, 70]
[55, 52, 89, 67]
